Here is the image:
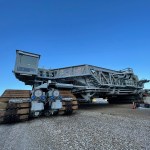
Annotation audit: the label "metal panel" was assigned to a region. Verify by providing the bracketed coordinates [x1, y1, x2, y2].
[50, 65, 90, 78]
[51, 100, 62, 109]
[14, 50, 40, 75]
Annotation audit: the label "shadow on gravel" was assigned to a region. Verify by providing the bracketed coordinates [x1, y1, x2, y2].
[79, 103, 109, 110]
[78, 103, 133, 110]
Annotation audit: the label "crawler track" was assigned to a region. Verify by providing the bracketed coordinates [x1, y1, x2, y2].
[0, 90, 78, 123]
[59, 90, 78, 115]
[0, 90, 31, 123]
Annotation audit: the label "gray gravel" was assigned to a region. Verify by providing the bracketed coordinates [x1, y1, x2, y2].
[0, 104, 150, 150]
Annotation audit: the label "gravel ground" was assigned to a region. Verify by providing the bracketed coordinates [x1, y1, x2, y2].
[0, 104, 150, 150]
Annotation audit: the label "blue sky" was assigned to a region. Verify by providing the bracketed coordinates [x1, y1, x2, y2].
[0, 0, 150, 95]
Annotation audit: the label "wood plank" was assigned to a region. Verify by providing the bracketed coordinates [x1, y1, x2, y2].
[72, 105, 78, 110]
[0, 97, 10, 103]
[19, 115, 29, 120]
[62, 101, 72, 105]
[0, 102, 8, 109]
[62, 101, 78, 106]
[1, 90, 31, 98]
[17, 108, 30, 115]
[2, 95, 30, 98]
[72, 101, 78, 105]
[17, 103, 31, 108]
[61, 105, 78, 111]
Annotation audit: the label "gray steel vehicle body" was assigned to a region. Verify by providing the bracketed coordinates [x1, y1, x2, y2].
[14, 50, 149, 102]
